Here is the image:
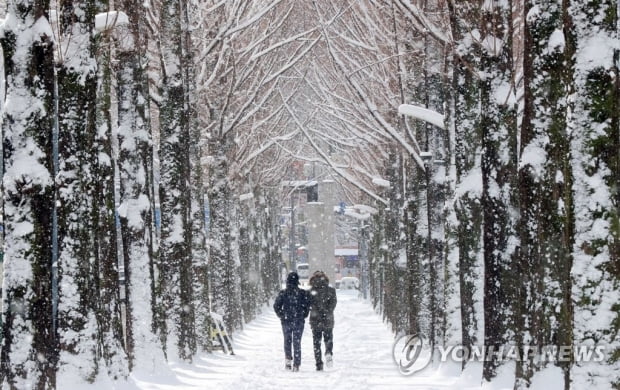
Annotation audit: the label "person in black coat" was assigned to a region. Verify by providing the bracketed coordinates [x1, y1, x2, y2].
[309, 270, 337, 371]
[273, 272, 310, 371]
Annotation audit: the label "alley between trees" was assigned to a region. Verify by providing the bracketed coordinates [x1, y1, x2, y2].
[124, 291, 466, 390]
[1, 0, 618, 389]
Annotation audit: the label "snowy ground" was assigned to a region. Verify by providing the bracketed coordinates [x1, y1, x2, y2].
[111, 290, 490, 390]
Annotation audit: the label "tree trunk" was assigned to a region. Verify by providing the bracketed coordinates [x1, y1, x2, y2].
[517, 0, 574, 387]
[569, 0, 620, 387]
[0, 2, 57, 387]
[447, 0, 485, 371]
[115, 0, 163, 367]
[478, 1, 518, 381]
[207, 140, 242, 331]
[55, 0, 101, 383]
[93, 32, 127, 379]
[158, 0, 196, 361]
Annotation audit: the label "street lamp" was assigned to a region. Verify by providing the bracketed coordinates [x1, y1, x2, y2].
[420, 151, 433, 164]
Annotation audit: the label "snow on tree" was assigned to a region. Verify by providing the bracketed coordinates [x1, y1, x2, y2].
[55, 0, 103, 383]
[473, 0, 519, 381]
[157, 0, 197, 361]
[0, 0, 618, 388]
[569, 0, 620, 387]
[91, 13, 129, 380]
[197, 0, 314, 332]
[515, 0, 573, 386]
[446, 1, 485, 369]
[114, 0, 164, 372]
[0, 1, 57, 387]
[189, 105, 209, 353]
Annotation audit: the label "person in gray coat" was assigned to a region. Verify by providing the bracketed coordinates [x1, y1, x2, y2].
[308, 270, 337, 371]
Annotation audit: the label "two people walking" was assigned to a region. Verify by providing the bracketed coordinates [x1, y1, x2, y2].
[273, 270, 337, 372]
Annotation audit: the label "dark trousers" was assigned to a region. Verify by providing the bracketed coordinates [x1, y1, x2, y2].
[312, 327, 333, 366]
[282, 320, 304, 367]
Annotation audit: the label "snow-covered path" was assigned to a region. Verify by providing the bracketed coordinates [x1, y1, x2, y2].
[127, 290, 472, 390]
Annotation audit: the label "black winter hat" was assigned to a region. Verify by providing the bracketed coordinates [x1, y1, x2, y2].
[286, 272, 300, 286]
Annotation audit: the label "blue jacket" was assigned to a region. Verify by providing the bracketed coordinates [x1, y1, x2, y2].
[274, 283, 310, 324]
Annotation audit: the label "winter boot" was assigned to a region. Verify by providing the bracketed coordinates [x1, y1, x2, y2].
[292, 365, 300, 372]
[285, 359, 292, 370]
[316, 363, 324, 371]
[325, 353, 333, 368]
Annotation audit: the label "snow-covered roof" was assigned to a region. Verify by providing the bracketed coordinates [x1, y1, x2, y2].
[281, 180, 317, 188]
[335, 248, 358, 256]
